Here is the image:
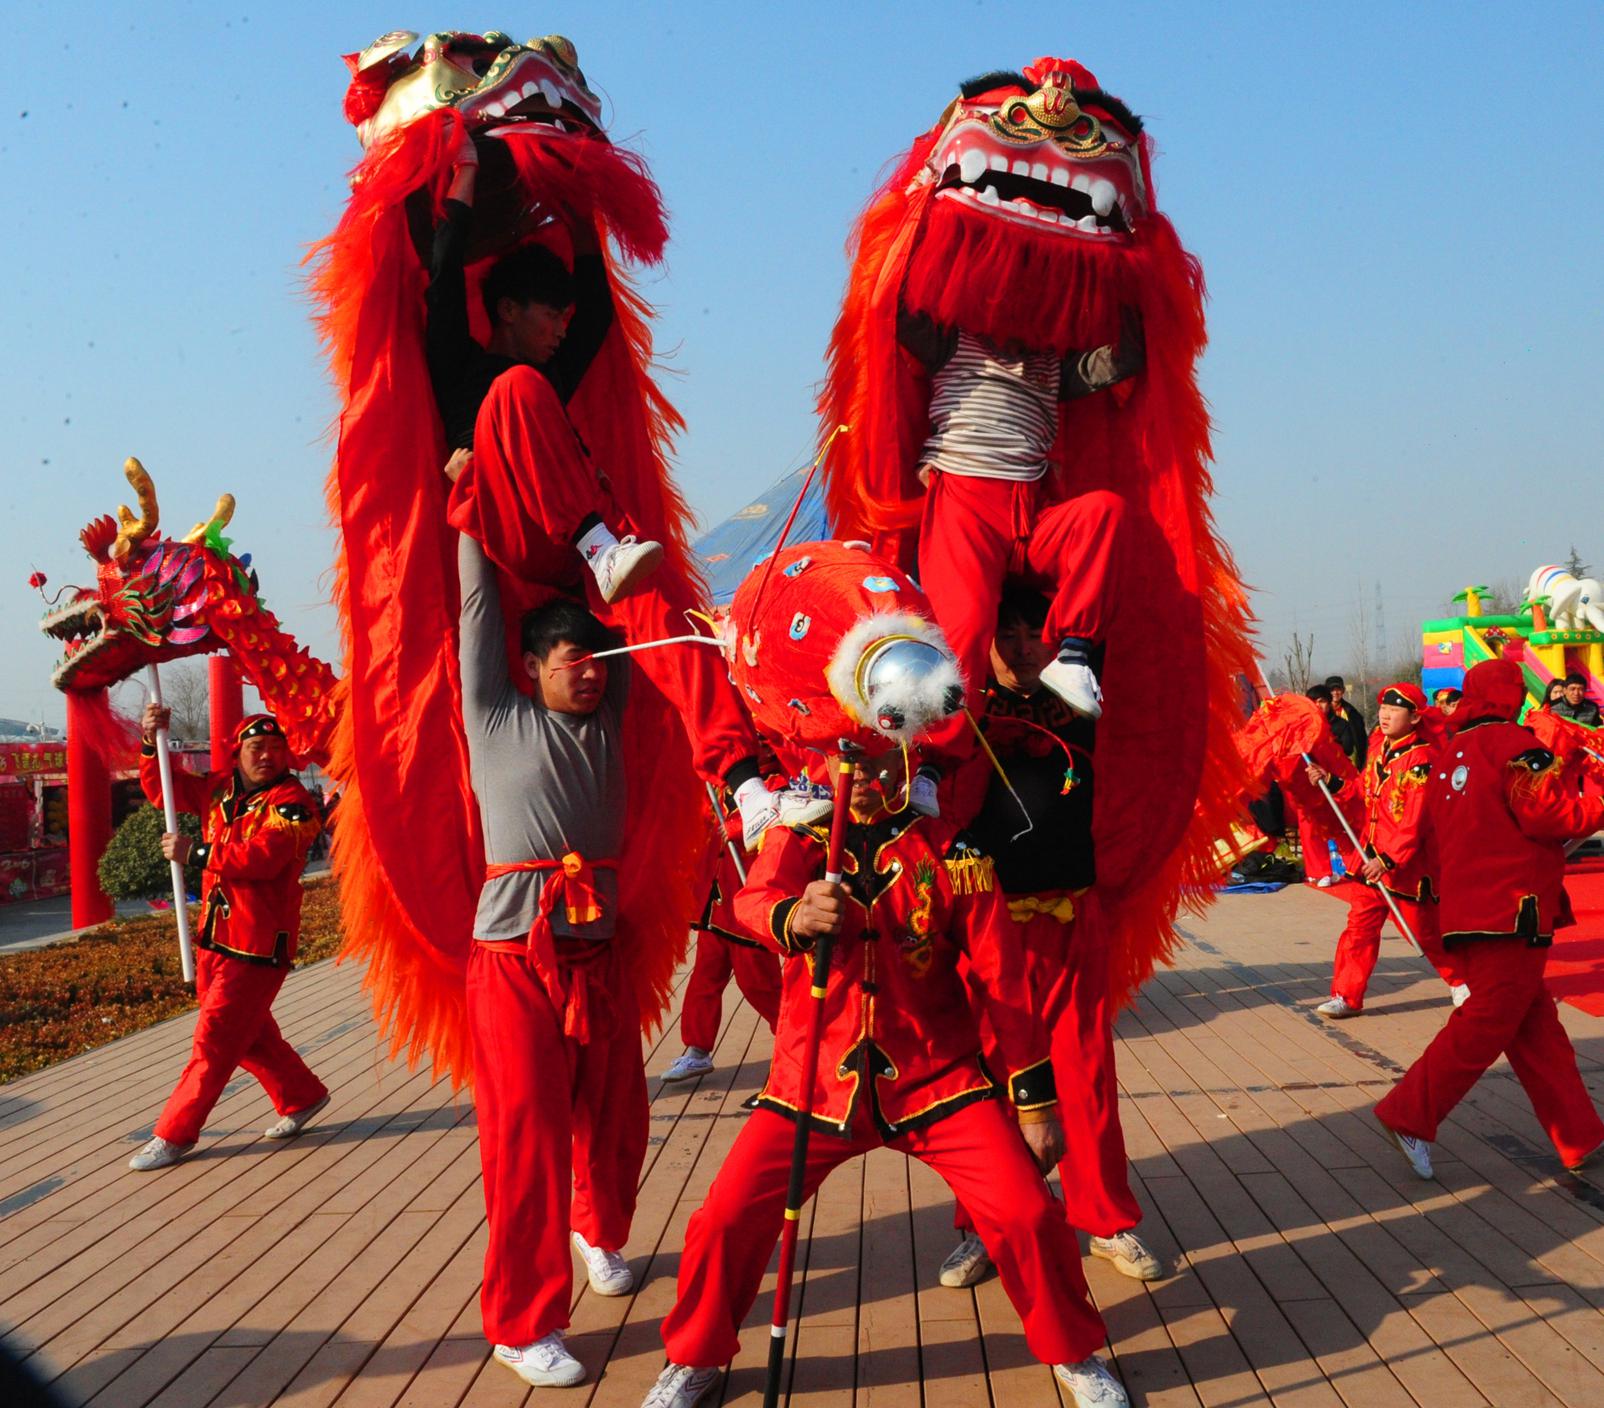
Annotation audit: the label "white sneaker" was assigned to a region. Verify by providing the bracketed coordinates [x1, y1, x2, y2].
[589, 536, 663, 603]
[1053, 1355, 1129, 1406]
[572, 1230, 633, 1296]
[129, 1136, 194, 1172]
[662, 1047, 714, 1083]
[734, 778, 782, 851]
[641, 1363, 721, 1408]
[937, 1232, 992, 1288]
[776, 789, 833, 828]
[908, 769, 941, 818]
[1317, 995, 1357, 1019]
[1088, 1230, 1164, 1281]
[1315, 875, 1336, 888]
[493, 1332, 585, 1387]
[1038, 659, 1103, 719]
[1378, 1120, 1434, 1180]
[265, 1093, 329, 1140]
[1450, 983, 1471, 1008]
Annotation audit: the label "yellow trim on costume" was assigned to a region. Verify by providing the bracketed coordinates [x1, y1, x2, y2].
[942, 851, 995, 896]
[784, 1208, 801, 1221]
[1008, 894, 1076, 924]
[810, 984, 828, 999]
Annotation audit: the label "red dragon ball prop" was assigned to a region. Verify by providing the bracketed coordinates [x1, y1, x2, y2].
[308, 29, 705, 1085]
[819, 56, 1256, 1003]
[725, 541, 963, 759]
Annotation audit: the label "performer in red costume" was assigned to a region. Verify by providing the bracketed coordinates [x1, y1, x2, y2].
[819, 54, 1257, 1016]
[425, 131, 662, 605]
[663, 808, 782, 1083]
[644, 753, 1127, 1408]
[452, 485, 649, 1387]
[939, 590, 1161, 1290]
[1375, 659, 1604, 1181]
[435, 126, 778, 845]
[128, 707, 328, 1172]
[1308, 683, 1466, 1019]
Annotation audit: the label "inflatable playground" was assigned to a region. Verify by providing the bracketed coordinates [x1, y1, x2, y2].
[1422, 565, 1604, 716]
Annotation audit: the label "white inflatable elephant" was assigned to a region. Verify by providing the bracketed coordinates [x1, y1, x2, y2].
[1528, 564, 1604, 633]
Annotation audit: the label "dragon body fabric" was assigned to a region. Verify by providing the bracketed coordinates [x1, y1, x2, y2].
[309, 30, 705, 1085]
[820, 56, 1256, 1003]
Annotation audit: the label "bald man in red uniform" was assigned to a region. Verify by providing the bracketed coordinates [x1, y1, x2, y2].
[1375, 659, 1604, 1180]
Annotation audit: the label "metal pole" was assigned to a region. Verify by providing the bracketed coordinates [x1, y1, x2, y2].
[705, 781, 748, 886]
[146, 665, 196, 983]
[762, 752, 854, 1408]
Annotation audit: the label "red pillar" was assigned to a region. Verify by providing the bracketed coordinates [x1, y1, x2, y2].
[66, 689, 114, 929]
[209, 655, 245, 774]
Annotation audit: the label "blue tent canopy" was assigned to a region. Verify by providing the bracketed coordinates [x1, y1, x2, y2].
[692, 466, 831, 605]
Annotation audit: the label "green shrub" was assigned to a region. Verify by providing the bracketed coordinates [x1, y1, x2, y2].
[98, 804, 204, 901]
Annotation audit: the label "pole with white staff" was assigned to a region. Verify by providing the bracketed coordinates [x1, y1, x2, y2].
[1258, 668, 1425, 957]
[145, 664, 196, 983]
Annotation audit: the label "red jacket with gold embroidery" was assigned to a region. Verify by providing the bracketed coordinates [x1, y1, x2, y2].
[1356, 728, 1434, 900]
[734, 813, 1053, 1139]
[1426, 719, 1604, 946]
[140, 750, 321, 968]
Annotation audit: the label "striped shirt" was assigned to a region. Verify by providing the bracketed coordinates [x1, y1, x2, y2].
[919, 332, 1061, 482]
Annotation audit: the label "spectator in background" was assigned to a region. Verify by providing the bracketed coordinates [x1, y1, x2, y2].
[1434, 687, 1463, 716]
[1296, 684, 1345, 887]
[1326, 676, 1368, 770]
[1552, 674, 1601, 726]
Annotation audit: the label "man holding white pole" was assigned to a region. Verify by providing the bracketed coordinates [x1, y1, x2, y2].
[127, 706, 329, 1173]
[1305, 682, 1468, 1019]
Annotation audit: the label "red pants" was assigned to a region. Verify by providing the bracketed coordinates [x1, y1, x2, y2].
[1375, 938, 1604, 1166]
[680, 932, 782, 1051]
[1331, 887, 1462, 1009]
[917, 474, 1124, 709]
[154, 947, 326, 1147]
[662, 1104, 1106, 1368]
[1294, 801, 1334, 881]
[962, 908, 1140, 1239]
[468, 940, 649, 1347]
[449, 366, 759, 784]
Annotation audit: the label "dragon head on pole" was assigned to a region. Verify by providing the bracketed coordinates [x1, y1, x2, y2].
[38, 458, 339, 765]
[309, 28, 701, 1086]
[820, 56, 1256, 1002]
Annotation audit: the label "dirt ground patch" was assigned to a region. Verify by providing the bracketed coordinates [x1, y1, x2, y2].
[0, 875, 342, 1083]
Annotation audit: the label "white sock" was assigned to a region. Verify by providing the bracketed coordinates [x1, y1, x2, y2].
[575, 521, 620, 567]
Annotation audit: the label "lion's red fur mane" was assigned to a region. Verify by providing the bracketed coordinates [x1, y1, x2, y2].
[820, 96, 1256, 1005]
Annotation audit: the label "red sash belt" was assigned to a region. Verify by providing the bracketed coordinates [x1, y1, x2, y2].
[485, 852, 617, 1042]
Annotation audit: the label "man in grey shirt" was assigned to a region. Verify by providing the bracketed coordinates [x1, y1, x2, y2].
[455, 517, 648, 1391]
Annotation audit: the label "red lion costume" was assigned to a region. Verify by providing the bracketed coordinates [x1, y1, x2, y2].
[309, 30, 707, 1084]
[819, 56, 1255, 1002]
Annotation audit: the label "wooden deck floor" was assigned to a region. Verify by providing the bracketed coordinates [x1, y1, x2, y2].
[6, 883, 1604, 1407]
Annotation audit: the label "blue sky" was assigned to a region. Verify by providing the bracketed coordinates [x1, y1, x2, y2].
[5, 1, 1602, 727]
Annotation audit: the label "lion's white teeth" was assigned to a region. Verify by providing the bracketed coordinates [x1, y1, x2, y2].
[958, 149, 987, 184]
[989, 154, 1008, 172]
[1089, 179, 1117, 216]
[977, 186, 1000, 205]
[1050, 168, 1070, 187]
